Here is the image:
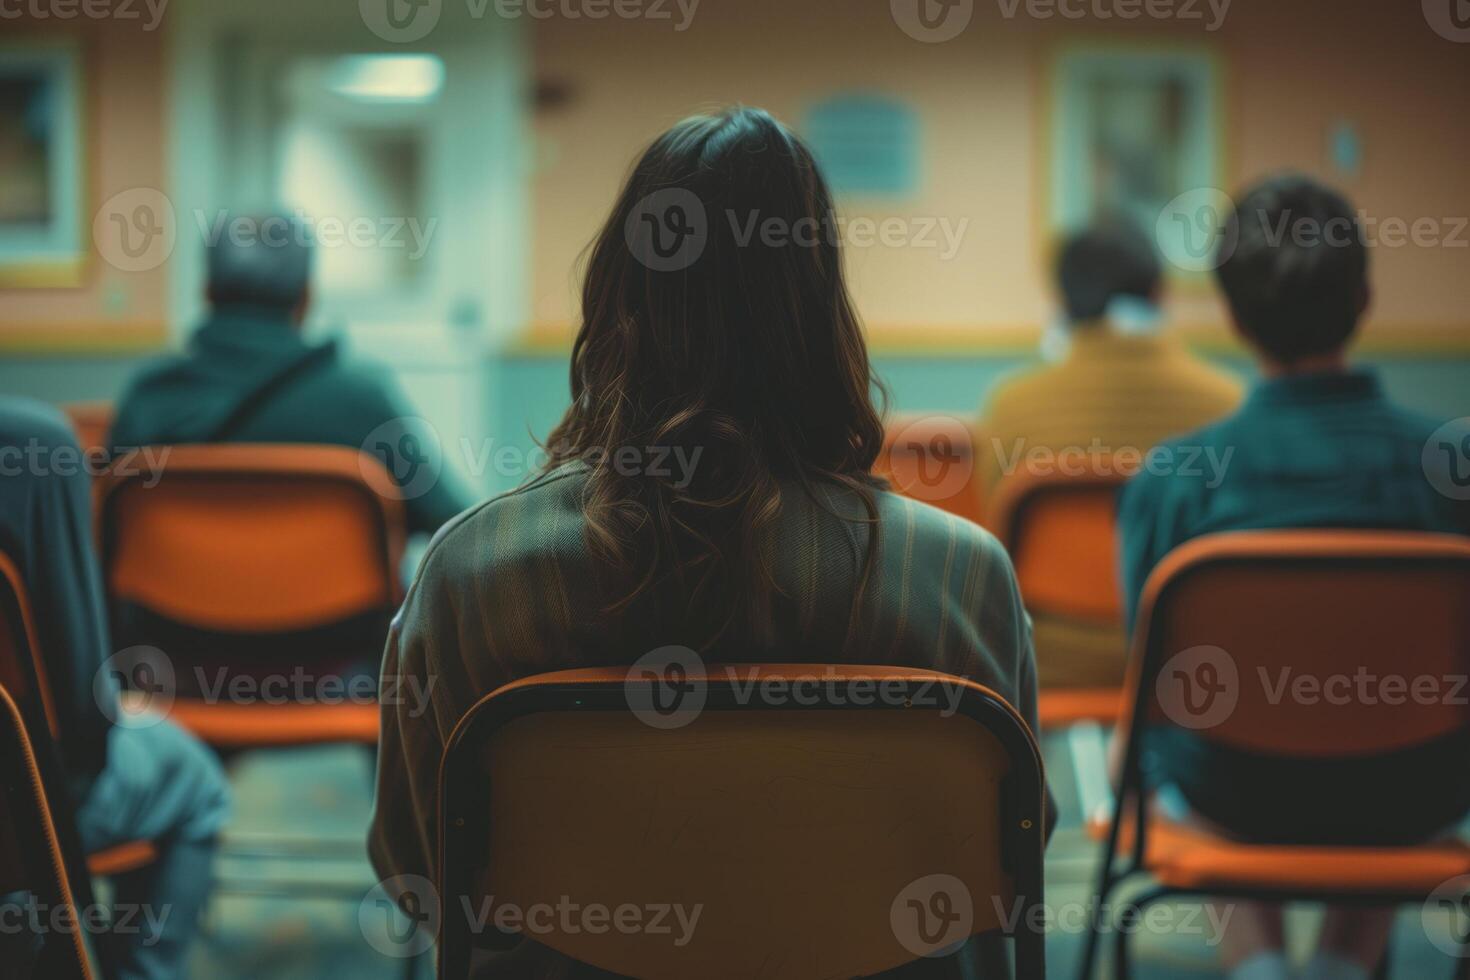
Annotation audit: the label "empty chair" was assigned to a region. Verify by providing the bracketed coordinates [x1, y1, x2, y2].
[1083, 530, 1470, 978]
[988, 461, 1128, 726]
[432, 665, 1047, 979]
[96, 444, 405, 749]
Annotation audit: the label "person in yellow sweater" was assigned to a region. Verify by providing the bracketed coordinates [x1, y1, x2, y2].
[980, 223, 1242, 688]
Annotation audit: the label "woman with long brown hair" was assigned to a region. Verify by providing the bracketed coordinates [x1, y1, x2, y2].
[370, 106, 1043, 975]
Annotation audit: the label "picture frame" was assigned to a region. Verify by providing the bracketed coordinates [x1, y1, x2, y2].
[1044, 41, 1226, 278]
[0, 38, 87, 288]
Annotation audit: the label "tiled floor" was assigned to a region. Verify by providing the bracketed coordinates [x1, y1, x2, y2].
[188, 737, 1469, 979]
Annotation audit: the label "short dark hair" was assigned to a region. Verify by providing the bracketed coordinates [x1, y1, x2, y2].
[206, 212, 312, 311]
[1055, 222, 1161, 324]
[1216, 175, 1368, 364]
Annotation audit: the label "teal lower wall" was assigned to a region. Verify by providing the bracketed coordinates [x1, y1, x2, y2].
[4, 347, 1468, 496]
[488, 349, 1470, 493]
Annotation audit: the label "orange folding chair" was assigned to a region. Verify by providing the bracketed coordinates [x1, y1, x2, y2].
[0, 550, 158, 882]
[61, 402, 114, 459]
[876, 414, 987, 527]
[1082, 531, 1470, 979]
[988, 463, 1128, 729]
[0, 681, 101, 980]
[434, 665, 1048, 979]
[96, 445, 405, 749]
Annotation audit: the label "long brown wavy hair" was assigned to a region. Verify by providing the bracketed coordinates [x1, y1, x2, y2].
[544, 106, 887, 652]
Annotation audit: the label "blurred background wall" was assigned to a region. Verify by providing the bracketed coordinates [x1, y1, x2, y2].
[1, 0, 1466, 494]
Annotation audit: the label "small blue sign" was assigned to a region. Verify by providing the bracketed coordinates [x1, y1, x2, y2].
[803, 94, 920, 196]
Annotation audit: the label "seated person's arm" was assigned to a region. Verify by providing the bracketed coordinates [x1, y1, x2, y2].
[368, 524, 487, 885]
[27, 426, 115, 779]
[949, 532, 1056, 840]
[369, 601, 446, 885]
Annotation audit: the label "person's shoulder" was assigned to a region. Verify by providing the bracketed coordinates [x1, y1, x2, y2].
[416, 465, 588, 583]
[875, 488, 1013, 569]
[1378, 400, 1447, 443]
[985, 361, 1064, 418]
[311, 347, 392, 397]
[1121, 414, 1232, 507]
[1162, 344, 1244, 403]
[0, 397, 79, 450]
[1183, 352, 1244, 393]
[110, 352, 178, 405]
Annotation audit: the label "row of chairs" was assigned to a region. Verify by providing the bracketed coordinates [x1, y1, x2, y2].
[4, 406, 1467, 978]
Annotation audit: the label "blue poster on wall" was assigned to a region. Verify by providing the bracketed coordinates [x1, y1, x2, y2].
[802, 94, 920, 197]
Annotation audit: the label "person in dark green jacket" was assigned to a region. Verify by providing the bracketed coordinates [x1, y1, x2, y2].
[1118, 175, 1470, 980]
[109, 212, 472, 537]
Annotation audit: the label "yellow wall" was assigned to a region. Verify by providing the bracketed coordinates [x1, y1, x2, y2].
[530, 0, 1470, 342]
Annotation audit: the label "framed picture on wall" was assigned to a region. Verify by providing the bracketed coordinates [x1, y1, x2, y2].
[1045, 42, 1225, 277]
[0, 39, 86, 288]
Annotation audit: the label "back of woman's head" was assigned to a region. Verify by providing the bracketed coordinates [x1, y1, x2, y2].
[545, 106, 885, 651]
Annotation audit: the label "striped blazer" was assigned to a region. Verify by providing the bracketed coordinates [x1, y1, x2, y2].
[368, 463, 1044, 971]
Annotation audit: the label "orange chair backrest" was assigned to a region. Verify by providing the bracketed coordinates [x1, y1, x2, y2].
[1128, 531, 1470, 758]
[876, 414, 986, 526]
[436, 665, 1047, 980]
[61, 402, 113, 458]
[989, 463, 1125, 623]
[98, 445, 406, 634]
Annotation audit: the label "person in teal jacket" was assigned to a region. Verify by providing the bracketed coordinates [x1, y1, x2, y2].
[109, 212, 472, 538]
[1118, 175, 1470, 980]
[0, 397, 230, 980]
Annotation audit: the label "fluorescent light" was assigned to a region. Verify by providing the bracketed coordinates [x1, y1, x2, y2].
[328, 55, 444, 104]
